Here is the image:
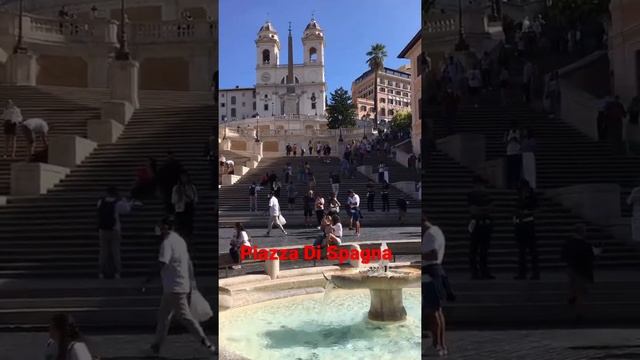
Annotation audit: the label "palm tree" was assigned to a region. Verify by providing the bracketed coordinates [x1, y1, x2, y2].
[366, 43, 387, 130]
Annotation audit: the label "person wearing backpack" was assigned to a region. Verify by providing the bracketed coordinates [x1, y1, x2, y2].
[97, 186, 133, 279]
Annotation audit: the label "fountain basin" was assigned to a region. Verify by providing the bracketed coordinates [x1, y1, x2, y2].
[329, 267, 420, 322]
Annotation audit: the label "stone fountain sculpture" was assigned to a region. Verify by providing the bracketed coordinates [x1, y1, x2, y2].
[326, 243, 421, 322]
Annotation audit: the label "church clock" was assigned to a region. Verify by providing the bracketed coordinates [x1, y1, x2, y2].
[261, 72, 271, 83]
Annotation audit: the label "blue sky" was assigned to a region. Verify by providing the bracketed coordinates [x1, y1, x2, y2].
[219, 0, 420, 93]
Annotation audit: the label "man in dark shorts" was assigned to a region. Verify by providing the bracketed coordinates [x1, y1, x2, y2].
[303, 190, 315, 228]
[347, 190, 361, 237]
[2, 100, 22, 159]
[467, 175, 495, 280]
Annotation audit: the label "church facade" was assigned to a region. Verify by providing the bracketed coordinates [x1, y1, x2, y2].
[219, 18, 326, 123]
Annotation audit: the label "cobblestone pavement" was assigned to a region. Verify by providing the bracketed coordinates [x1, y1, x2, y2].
[3, 329, 640, 360]
[0, 333, 217, 360]
[218, 226, 420, 252]
[423, 329, 640, 359]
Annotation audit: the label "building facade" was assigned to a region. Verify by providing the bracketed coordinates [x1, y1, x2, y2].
[0, 0, 216, 91]
[218, 18, 327, 123]
[351, 66, 412, 122]
[219, 87, 256, 122]
[399, 30, 422, 157]
[609, 0, 640, 103]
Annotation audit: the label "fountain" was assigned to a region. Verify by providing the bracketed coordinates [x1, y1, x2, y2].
[326, 260, 421, 322]
[219, 242, 422, 359]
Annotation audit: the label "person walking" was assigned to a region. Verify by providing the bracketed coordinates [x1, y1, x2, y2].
[303, 190, 315, 228]
[378, 161, 386, 183]
[157, 151, 184, 214]
[397, 197, 408, 224]
[286, 181, 297, 211]
[44, 313, 93, 360]
[626, 183, 640, 242]
[381, 181, 390, 212]
[422, 217, 449, 357]
[141, 216, 215, 356]
[467, 176, 495, 280]
[266, 192, 287, 236]
[314, 193, 325, 229]
[504, 122, 522, 189]
[442, 87, 460, 135]
[20, 117, 49, 161]
[628, 95, 640, 125]
[2, 100, 22, 159]
[172, 171, 198, 244]
[605, 95, 627, 154]
[308, 140, 313, 156]
[520, 129, 537, 189]
[467, 65, 482, 108]
[330, 172, 341, 196]
[97, 186, 133, 279]
[514, 179, 539, 280]
[522, 59, 534, 103]
[561, 223, 596, 321]
[249, 182, 258, 212]
[366, 179, 376, 212]
[347, 190, 361, 237]
[203, 136, 216, 189]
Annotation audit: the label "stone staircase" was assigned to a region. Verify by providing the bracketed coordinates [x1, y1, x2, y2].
[425, 150, 640, 272]
[0, 102, 218, 278]
[0, 85, 101, 194]
[218, 155, 420, 226]
[433, 93, 640, 218]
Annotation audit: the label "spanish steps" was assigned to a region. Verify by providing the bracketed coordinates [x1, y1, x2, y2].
[0, 85, 217, 279]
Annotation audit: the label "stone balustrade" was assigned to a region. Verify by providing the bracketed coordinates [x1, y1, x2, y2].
[0, 10, 214, 47]
[426, 18, 457, 34]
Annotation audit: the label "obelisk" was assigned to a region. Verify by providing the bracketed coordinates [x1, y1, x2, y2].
[283, 22, 298, 115]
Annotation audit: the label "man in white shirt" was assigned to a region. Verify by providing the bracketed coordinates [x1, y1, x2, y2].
[423, 221, 446, 266]
[97, 186, 133, 279]
[142, 216, 215, 356]
[347, 190, 361, 237]
[20, 117, 49, 160]
[266, 192, 287, 236]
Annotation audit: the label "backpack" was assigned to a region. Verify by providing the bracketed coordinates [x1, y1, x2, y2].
[98, 198, 117, 230]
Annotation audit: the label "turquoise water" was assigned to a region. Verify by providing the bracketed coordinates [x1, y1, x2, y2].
[219, 288, 421, 360]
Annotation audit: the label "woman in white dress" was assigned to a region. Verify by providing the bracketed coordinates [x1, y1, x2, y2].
[45, 313, 93, 360]
[2, 100, 23, 159]
[626, 185, 640, 242]
[520, 129, 537, 189]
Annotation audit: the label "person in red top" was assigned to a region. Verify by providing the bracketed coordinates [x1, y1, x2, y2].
[131, 157, 157, 205]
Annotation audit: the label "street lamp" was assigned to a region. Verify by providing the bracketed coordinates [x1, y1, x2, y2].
[454, 0, 469, 51]
[13, 0, 27, 54]
[115, 0, 131, 60]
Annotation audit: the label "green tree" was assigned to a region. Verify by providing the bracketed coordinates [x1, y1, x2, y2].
[366, 43, 387, 130]
[390, 110, 412, 133]
[325, 87, 357, 130]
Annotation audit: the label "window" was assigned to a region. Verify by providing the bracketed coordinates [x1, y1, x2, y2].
[309, 47, 318, 62]
[231, 96, 236, 105]
[312, 102, 316, 109]
[264, 103, 269, 111]
[379, 87, 385, 93]
[221, 93, 225, 97]
[380, 108, 386, 116]
[231, 108, 236, 117]
[404, 102, 410, 107]
[369, 107, 375, 112]
[403, 92, 409, 97]
[387, 80, 392, 86]
[380, 98, 386, 103]
[262, 49, 270, 64]
[242, 102, 245, 107]
[395, 90, 401, 95]
[252, 90, 256, 98]
[253, 102, 256, 110]
[389, 109, 394, 116]
[221, 103, 225, 107]
[361, 105, 367, 111]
